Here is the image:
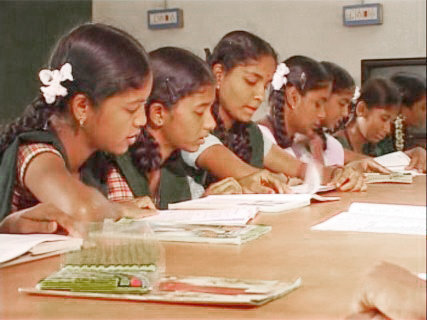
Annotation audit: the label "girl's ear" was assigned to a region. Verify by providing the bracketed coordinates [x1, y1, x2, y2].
[148, 102, 168, 128]
[285, 86, 301, 110]
[355, 101, 367, 117]
[69, 93, 92, 127]
[212, 63, 225, 89]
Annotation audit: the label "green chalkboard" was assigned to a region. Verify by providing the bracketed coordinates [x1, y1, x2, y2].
[0, 0, 92, 125]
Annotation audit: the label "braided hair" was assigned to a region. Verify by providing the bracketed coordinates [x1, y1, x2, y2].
[130, 47, 215, 173]
[206, 30, 277, 163]
[268, 55, 332, 148]
[0, 23, 151, 155]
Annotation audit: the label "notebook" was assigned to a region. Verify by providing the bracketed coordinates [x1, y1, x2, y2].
[0, 234, 83, 268]
[311, 202, 426, 235]
[168, 194, 339, 213]
[21, 275, 302, 307]
[149, 223, 271, 245]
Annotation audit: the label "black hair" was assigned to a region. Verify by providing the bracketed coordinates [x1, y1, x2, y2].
[268, 55, 332, 148]
[207, 30, 277, 163]
[320, 61, 355, 94]
[0, 22, 151, 154]
[357, 77, 401, 109]
[130, 46, 215, 173]
[318, 61, 356, 135]
[390, 72, 426, 108]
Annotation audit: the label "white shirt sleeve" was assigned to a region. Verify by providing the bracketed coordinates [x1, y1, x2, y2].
[257, 124, 276, 157]
[323, 134, 345, 166]
[181, 134, 223, 168]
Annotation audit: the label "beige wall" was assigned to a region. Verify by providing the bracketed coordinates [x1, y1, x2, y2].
[93, 0, 426, 117]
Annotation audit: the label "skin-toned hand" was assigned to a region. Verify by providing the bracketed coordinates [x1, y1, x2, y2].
[346, 159, 391, 174]
[204, 177, 243, 196]
[114, 196, 158, 219]
[405, 147, 426, 173]
[330, 166, 367, 192]
[347, 261, 426, 320]
[0, 203, 79, 236]
[238, 169, 291, 194]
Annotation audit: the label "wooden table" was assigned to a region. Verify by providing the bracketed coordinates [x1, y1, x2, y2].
[1, 176, 426, 319]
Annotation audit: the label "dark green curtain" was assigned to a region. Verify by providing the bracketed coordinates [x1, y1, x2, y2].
[0, 0, 92, 125]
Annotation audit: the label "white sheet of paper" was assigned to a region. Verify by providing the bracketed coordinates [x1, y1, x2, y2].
[311, 202, 426, 236]
[0, 234, 82, 264]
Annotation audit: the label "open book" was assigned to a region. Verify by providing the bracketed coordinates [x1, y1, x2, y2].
[141, 207, 258, 226]
[374, 151, 424, 175]
[168, 193, 339, 213]
[21, 275, 301, 307]
[0, 234, 83, 268]
[149, 223, 271, 245]
[311, 202, 426, 235]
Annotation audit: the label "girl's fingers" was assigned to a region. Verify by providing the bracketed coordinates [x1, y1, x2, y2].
[21, 203, 79, 236]
[133, 196, 156, 210]
[16, 219, 58, 234]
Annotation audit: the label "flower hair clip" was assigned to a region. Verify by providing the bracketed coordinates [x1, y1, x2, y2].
[39, 63, 74, 104]
[271, 62, 290, 91]
[352, 86, 361, 103]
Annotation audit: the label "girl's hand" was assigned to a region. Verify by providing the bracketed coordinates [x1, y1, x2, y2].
[0, 203, 79, 236]
[348, 262, 426, 320]
[405, 147, 426, 173]
[204, 177, 243, 196]
[238, 169, 291, 194]
[346, 159, 391, 174]
[115, 196, 158, 219]
[330, 166, 367, 192]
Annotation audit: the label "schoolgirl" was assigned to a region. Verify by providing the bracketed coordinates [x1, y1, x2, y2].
[104, 47, 243, 209]
[0, 23, 155, 234]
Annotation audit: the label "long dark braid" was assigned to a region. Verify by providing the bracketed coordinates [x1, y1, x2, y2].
[211, 101, 252, 163]
[268, 89, 292, 148]
[129, 128, 161, 173]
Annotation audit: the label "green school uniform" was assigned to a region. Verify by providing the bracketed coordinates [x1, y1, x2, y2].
[113, 152, 192, 210]
[197, 121, 264, 188]
[213, 121, 264, 168]
[0, 131, 69, 220]
[335, 133, 390, 157]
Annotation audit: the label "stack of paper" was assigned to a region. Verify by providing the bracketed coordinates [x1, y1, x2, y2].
[374, 151, 423, 175]
[149, 223, 271, 245]
[169, 194, 339, 213]
[311, 202, 426, 235]
[0, 234, 83, 268]
[22, 275, 302, 307]
[364, 172, 413, 184]
[142, 207, 258, 226]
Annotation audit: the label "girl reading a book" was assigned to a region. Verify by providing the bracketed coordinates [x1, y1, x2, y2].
[102, 47, 250, 209]
[181, 31, 364, 192]
[334, 77, 426, 173]
[0, 23, 157, 234]
[255, 55, 366, 191]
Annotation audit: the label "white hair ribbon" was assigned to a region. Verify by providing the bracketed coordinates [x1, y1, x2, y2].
[352, 86, 361, 103]
[271, 62, 290, 91]
[39, 63, 74, 104]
